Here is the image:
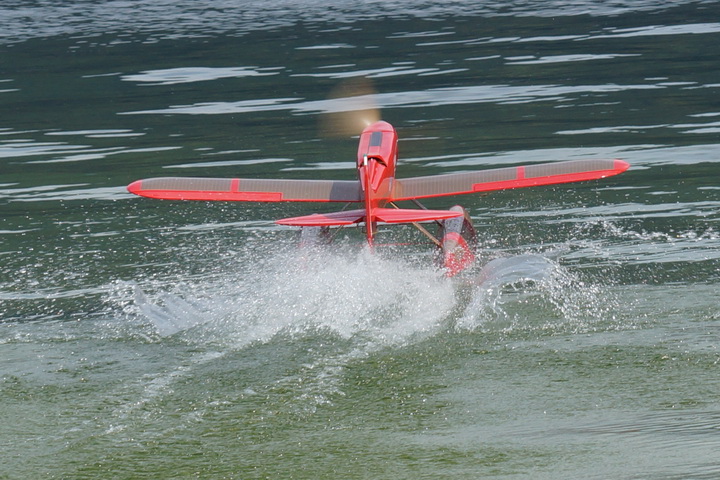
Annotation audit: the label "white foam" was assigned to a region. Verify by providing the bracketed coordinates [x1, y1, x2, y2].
[133, 246, 456, 350]
[456, 254, 609, 331]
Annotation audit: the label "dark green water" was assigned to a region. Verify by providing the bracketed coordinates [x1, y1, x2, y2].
[2, 1, 720, 478]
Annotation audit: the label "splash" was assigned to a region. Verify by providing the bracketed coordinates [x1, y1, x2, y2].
[104, 243, 619, 426]
[131, 244, 457, 350]
[105, 245, 458, 421]
[126, 243, 615, 346]
[456, 254, 614, 333]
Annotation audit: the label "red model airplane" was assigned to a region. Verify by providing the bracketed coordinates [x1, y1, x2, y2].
[127, 121, 629, 276]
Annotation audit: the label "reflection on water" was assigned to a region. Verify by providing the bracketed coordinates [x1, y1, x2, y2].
[120, 82, 671, 115]
[2, 1, 717, 45]
[122, 66, 282, 85]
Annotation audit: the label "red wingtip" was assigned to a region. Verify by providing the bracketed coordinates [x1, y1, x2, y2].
[127, 180, 143, 195]
[614, 159, 630, 173]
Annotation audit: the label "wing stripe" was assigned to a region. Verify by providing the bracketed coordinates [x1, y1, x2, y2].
[392, 159, 628, 201]
[128, 177, 362, 202]
[240, 179, 362, 202]
[392, 166, 516, 200]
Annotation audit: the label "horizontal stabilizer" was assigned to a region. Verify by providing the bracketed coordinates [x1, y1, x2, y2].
[127, 177, 362, 203]
[373, 208, 462, 224]
[276, 207, 462, 227]
[392, 159, 629, 201]
[277, 209, 366, 227]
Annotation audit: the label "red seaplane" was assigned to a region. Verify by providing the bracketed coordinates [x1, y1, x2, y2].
[127, 121, 629, 276]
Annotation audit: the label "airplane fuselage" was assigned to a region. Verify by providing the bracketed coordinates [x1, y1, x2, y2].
[356, 121, 398, 244]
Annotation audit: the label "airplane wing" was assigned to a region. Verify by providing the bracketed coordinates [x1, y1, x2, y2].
[391, 159, 629, 201]
[127, 177, 363, 202]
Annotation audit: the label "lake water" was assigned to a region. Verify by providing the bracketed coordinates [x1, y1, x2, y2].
[1, 1, 719, 478]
